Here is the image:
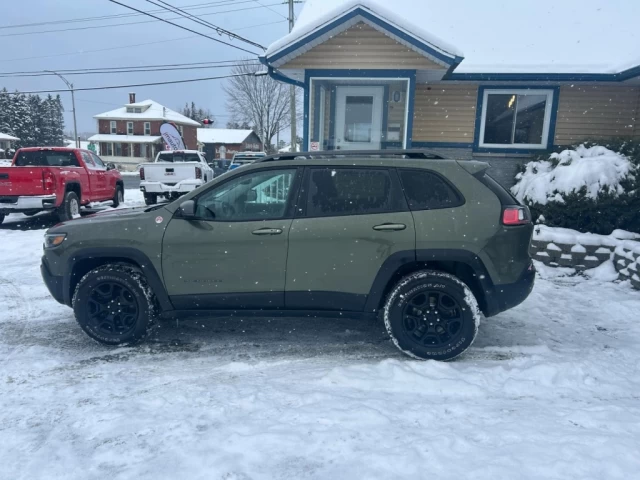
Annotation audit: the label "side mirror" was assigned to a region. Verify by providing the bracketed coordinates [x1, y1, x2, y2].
[106, 162, 116, 171]
[246, 189, 258, 202]
[179, 200, 196, 219]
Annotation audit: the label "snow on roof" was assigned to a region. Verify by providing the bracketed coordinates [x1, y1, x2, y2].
[278, 143, 302, 153]
[94, 99, 201, 126]
[87, 134, 162, 143]
[64, 139, 92, 150]
[0, 132, 20, 141]
[197, 128, 256, 144]
[267, 0, 640, 74]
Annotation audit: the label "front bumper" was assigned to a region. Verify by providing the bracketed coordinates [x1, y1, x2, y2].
[0, 194, 57, 213]
[140, 180, 204, 195]
[483, 262, 535, 317]
[41, 257, 66, 305]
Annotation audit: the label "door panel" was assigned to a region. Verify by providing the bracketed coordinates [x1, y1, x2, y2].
[161, 167, 300, 309]
[285, 166, 415, 310]
[335, 86, 384, 150]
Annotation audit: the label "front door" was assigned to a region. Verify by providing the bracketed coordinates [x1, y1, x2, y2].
[335, 86, 384, 150]
[162, 167, 300, 309]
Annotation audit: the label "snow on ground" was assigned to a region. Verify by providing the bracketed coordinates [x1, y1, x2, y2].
[511, 145, 635, 205]
[1, 205, 640, 478]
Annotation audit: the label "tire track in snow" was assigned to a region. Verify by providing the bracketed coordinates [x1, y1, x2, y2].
[0, 276, 33, 364]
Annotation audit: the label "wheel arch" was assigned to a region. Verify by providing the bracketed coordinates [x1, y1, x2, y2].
[365, 249, 496, 316]
[64, 247, 172, 311]
[64, 181, 82, 202]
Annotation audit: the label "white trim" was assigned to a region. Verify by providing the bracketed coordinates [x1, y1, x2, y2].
[318, 86, 326, 146]
[127, 121, 134, 135]
[110, 120, 117, 134]
[144, 122, 151, 136]
[478, 88, 554, 149]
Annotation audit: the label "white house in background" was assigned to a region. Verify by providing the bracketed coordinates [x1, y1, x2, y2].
[0, 132, 19, 158]
[64, 139, 92, 150]
[197, 128, 262, 162]
[88, 93, 201, 170]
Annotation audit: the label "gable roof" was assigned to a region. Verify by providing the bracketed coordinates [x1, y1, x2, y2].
[94, 99, 201, 126]
[0, 132, 19, 141]
[197, 128, 257, 144]
[266, 0, 640, 75]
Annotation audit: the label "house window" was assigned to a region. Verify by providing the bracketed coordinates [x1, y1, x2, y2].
[134, 107, 142, 113]
[479, 89, 555, 149]
[105, 143, 113, 156]
[140, 143, 148, 158]
[127, 122, 134, 135]
[110, 121, 117, 134]
[114, 143, 122, 156]
[144, 122, 151, 135]
[126, 107, 133, 113]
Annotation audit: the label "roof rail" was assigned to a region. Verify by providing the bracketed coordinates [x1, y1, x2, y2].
[256, 149, 444, 163]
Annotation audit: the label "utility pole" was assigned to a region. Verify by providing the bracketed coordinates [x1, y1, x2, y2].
[288, 0, 297, 152]
[47, 70, 78, 148]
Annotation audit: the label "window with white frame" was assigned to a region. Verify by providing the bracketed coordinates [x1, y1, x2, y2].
[127, 121, 134, 135]
[144, 122, 151, 135]
[479, 89, 554, 149]
[105, 143, 113, 156]
[110, 121, 117, 134]
[114, 143, 122, 156]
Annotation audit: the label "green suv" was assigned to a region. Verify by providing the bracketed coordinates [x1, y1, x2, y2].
[41, 150, 534, 360]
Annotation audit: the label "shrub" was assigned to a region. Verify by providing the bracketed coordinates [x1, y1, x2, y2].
[512, 141, 640, 235]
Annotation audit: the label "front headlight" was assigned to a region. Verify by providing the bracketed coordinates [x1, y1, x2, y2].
[44, 233, 67, 249]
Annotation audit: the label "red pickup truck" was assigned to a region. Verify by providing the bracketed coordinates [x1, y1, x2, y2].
[0, 147, 124, 225]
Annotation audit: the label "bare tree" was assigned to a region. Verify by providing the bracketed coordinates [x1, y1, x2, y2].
[223, 60, 300, 152]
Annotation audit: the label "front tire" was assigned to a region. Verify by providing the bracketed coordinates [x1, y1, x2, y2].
[383, 270, 480, 361]
[143, 193, 157, 206]
[72, 264, 157, 346]
[112, 186, 124, 208]
[58, 191, 80, 222]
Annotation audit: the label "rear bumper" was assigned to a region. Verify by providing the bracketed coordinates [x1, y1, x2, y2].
[41, 258, 66, 305]
[140, 180, 204, 194]
[0, 194, 57, 213]
[483, 262, 535, 317]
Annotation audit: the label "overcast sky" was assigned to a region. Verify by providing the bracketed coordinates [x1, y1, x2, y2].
[1, 0, 302, 135]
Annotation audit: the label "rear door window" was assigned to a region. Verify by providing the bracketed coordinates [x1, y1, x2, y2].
[398, 169, 464, 210]
[304, 167, 404, 217]
[14, 151, 80, 167]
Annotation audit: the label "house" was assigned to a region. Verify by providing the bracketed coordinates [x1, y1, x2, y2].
[197, 128, 262, 162]
[64, 139, 92, 150]
[260, 0, 640, 185]
[0, 132, 19, 159]
[88, 93, 201, 169]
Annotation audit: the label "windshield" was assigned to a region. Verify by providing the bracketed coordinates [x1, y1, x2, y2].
[14, 151, 80, 167]
[157, 152, 200, 163]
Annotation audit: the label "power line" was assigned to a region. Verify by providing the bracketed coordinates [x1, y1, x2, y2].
[251, 0, 288, 20]
[0, 59, 259, 76]
[0, 0, 249, 29]
[0, 20, 285, 62]
[144, 0, 265, 50]
[0, 2, 283, 38]
[106, 0, 260, 55]
[4, 72, 255, 95]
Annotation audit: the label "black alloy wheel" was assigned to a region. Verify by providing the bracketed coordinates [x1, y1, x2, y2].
[87, 281, 140, 338]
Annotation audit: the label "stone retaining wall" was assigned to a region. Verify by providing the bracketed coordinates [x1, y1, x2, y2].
[532, 226, 640, 291]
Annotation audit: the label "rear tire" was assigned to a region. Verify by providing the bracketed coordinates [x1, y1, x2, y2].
[72, 264, 157, 346]
[383, 270, 480, 361]
[57, 191, 80, 222]
[112, 186, 124, 208]
[144, 193, 157, 206]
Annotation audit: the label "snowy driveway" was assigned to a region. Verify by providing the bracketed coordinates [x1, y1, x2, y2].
[1, 191, 640, 479]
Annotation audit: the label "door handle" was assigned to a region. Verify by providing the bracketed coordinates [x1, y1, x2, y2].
[373, 223, 407, 231]
[252, 228, 283, 235]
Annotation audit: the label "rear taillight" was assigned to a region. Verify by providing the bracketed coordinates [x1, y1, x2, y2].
[139, 167, 145, 180]
[502, 206, 531, 226]
[42, 171, 55, 192]
[195, 167, 202, 179]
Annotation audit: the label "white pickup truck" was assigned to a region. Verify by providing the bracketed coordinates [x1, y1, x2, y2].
[139, 150, 214, 205]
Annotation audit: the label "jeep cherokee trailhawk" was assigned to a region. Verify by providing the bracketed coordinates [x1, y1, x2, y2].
[41, 150, 535, 360]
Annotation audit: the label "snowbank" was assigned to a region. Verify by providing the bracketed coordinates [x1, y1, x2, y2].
[511, 145, 635, 205]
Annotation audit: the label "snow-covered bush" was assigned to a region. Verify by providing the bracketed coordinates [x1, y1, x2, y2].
[511, 142, 640, 234]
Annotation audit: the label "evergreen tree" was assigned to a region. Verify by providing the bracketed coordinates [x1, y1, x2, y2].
[11, 93, 35, 148]
[51, 95, 65, 146]
[180, 101, 213, 124]
[0, 88, 13, 136]
[27, 95, 44, 146]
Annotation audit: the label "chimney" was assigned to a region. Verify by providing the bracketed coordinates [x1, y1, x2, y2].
[129, 92, 136, 104]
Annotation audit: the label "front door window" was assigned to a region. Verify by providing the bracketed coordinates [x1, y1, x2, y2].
[335, 86, 384, 150]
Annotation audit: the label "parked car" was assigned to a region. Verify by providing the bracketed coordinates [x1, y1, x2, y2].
[228, 151, 267, 170]
[40, 150, 534, 360]
[0, 147, 123, 225]
[139, 150, 213, 205]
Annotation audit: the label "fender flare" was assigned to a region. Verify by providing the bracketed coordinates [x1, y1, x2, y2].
[64, 247, 173, 311]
